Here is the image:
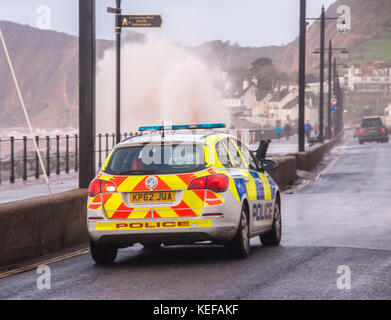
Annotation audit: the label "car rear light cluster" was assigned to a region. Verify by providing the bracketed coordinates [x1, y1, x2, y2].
[88, 179, 117, 197]
[359, 129, 364, 135]
[381, 128, 385, 133]
[188, 173, 229, 193]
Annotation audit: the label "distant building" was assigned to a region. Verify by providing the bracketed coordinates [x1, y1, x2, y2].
[222, 78, 319, 128]
[222, 78, 261, 126]
[348, 62, 391, 93]
[383, 103, 391, 127]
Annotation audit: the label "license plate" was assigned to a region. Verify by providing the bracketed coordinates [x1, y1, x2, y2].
[368, 130, 377, 133]
[130, 191, 175, 203]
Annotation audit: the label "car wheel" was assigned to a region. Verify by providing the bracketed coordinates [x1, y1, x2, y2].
[90, 240, 118, 264]
[226, 205, 250, 259]
[260, 199, 282, 246]
[142, 243, 162, 250]
[359, 140, 364, 145]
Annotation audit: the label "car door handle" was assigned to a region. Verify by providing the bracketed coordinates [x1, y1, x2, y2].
[244, 177, 250, 183]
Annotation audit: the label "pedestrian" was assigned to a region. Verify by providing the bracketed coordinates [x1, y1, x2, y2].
[305, 120, 312, 142]
[275, 124, 281, 140]
[284, 123, 291, 140]
[313, 123, 319, 136]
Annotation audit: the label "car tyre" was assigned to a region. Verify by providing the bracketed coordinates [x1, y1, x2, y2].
[226, 205, 250, 259]
[260, 199, 282, 246]
[90, 240, 118, 264]
[359, 140, 364, 145]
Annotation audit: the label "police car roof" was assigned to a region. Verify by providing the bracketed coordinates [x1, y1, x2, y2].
[117, 130, 229, 146]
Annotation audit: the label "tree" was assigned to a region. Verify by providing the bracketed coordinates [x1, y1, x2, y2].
[250, 57, 273, 71]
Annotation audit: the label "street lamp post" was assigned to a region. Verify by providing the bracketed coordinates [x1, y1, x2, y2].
[298, 0, 306, 152]
[115, 0, 121, 144]
[79, 0, 96, 188]
[319, 6, 325, 142]
[333, 57, 337, 135]
[327, 40, 332, 139]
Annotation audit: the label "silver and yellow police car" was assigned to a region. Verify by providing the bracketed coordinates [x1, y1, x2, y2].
[87, 123, 281, 263]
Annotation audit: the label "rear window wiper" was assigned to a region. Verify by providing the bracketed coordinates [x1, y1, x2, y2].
[115, 169, 156, 175]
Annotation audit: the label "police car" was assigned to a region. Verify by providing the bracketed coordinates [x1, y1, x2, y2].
[87, 123, 281, 263]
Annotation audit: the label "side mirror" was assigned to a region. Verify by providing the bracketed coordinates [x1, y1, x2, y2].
[260, 159, 278, 171]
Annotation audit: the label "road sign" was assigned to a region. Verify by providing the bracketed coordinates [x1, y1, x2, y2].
[331, 96, 338, 106]
[331, 106, 337, 113]
[119, 15, 162, 28]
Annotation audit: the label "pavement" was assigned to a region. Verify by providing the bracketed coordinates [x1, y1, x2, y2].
[0, 173, 78, 204]
[250, 134, 299, 155]
[0, 131, 390, 299]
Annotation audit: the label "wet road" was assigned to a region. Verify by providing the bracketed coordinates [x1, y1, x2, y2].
[1, 132, 390, 299]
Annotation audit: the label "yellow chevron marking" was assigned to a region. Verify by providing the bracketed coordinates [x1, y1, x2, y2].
[153, 208, 179, 218]
[193, 170, 211, 178]
[158, 175, 187, 190]
[98, 173, 112, 181]
[103, 193, 123, 217]
[117, 175, 145, 191]
[181, 190, 205, 211]
[101, 150, 114, 171]
[130, 209, 152, 219]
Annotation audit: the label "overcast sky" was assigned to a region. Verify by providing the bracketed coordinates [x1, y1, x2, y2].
[0, 0, 336, 47]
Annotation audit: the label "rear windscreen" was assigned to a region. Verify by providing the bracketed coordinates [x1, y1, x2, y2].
[103, 144, 205, 175]
[361, 118, 382, 127]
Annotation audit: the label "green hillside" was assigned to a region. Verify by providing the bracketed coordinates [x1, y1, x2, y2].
[350, 31, 391, 64]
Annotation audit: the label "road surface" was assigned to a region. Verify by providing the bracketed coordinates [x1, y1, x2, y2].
[1, 132, 390, 299]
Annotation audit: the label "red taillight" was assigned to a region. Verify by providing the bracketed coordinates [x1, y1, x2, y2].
[88, 179, 101, 197]
[188, 176, 207, 190]
[188, 174, 229, 193]
[381, 128, 385, 133]
[206, 174, 230, 193]
[88, 179, 117, 197]
[359, 129, 364, 135]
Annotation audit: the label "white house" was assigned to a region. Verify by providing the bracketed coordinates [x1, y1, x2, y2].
[347, 62, 391, 92]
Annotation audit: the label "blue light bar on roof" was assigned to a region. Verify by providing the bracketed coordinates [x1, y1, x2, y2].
[138, 123, 226, 131]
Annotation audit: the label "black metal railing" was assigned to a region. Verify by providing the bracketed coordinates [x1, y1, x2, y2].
[0, 132, 147, 184]
[0, 134, 80, 184]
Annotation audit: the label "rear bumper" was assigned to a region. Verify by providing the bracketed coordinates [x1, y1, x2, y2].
[359, 134, 387, 141]
[88, 217, 237, 246]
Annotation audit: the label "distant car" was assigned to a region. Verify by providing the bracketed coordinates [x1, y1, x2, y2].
[358, 116, 388, 144]
[87, 123, 281, 264]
